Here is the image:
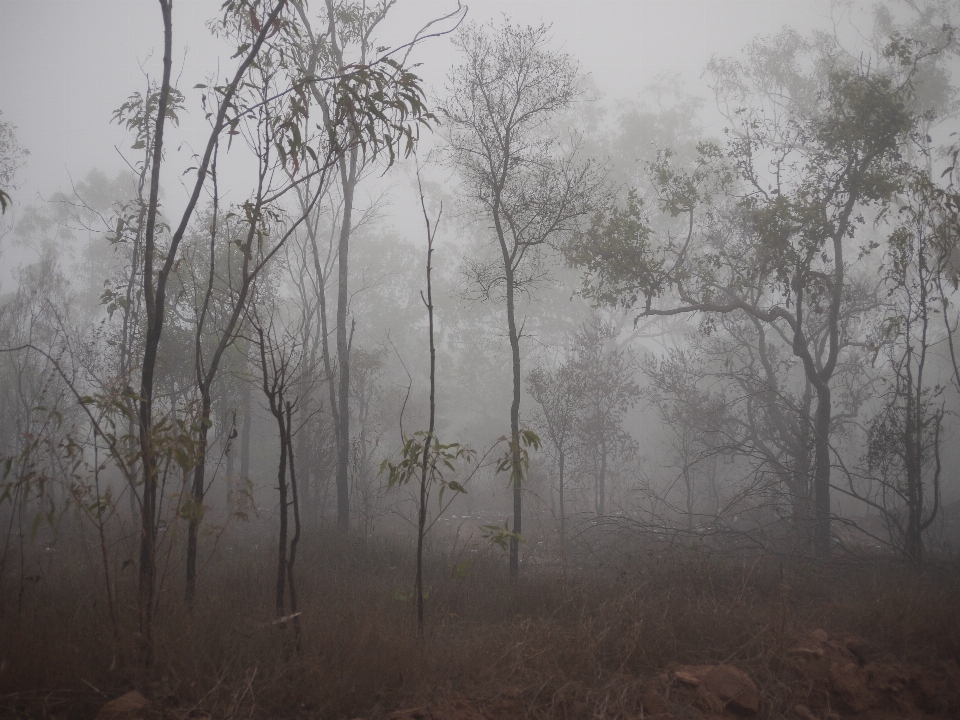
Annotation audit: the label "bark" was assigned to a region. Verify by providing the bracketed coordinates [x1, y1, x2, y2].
[558, 451, 565, 554]
[504, 260, 523, 579]
[811, 385, 832, 560]
[284, 401, 302, 650]
[136, 0, 174, 664]
[598, 435, 607, 519]
[335, 147, 358, 533]
[184, 391, 212, 604]
[240, 373, 251, 482]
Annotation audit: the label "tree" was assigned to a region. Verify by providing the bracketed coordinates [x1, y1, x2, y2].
[252, 307, 304, 648]
[569, 316, 639, 519]
[381, 169, 472, 633]
[442, 19, 603, 576]
[570, 30, 920, 559]
[644, 349, 728, 531]
[527, 357, 582, 553]
[857, 170, 951, 564]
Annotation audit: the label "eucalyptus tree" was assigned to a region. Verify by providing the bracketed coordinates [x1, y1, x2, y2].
[441, 19, 604, 576]
[570, 30, 922, 559]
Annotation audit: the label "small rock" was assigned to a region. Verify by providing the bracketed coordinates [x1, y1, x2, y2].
[674, 664, 760, 714]
[788, 645, 825, 657]
[674, 670, 702, 686]
[97, 691, 149, 720]
[387, 707, 430, 720]
[812, 629, 829, 643]
[792, 704, 817, 720]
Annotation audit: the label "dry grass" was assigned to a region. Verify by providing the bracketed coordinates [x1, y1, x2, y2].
[2, 523, 959, 719]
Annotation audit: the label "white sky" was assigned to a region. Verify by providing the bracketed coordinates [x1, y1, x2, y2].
[0, 0, 835, 210]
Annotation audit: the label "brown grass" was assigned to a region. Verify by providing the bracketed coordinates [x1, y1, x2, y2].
[2, 523, 959, 719]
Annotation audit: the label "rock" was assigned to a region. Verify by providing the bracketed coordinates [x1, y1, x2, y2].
[788, 645, 824, 657]
[96, 691, 150, 720]
[674, 670, 702, 686]
[828, 660, 873, 714]
[674, 664, 760, 714]
[387, 708, 430, 720]
[792, 704, 817, 720]
[812, 629, 828, 644]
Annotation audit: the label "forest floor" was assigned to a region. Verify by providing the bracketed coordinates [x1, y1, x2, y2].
[2, 526, 959, 720]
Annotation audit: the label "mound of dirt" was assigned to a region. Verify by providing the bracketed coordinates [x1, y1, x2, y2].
[784, 628, 960, 719]
[642, 664, 760, 718]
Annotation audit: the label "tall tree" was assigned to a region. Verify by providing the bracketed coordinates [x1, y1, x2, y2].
[442, 19, 603, 576]
[570, 30, 920, 558]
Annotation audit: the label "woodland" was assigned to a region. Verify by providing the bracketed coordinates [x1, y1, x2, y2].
[2, 1, 960, 719]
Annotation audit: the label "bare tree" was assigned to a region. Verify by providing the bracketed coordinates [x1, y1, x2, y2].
[569, 316, 639, 519]
[442, 19, 604, 576]
[527, 358, 582, 553]
[252, 310, 304, 649]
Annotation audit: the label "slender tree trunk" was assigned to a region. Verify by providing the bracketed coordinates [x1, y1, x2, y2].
[276, 411, 289, 617]
[416, 193, 438, 634]
[558, 451, 565, 555]
[137, 0, 174, 665]
[504, 262, 522, 579]
[240, 375, 251, 483]
[225, 410, 235, 506]
[812, 385, 832, 560]
[185, 390, 212, 605]
[284, 401, 302, 650]
[598, 435, 607, 519]
[335, 148, 358, 533]
[793, 381, 813, 555]
[297, 390, 311, 529]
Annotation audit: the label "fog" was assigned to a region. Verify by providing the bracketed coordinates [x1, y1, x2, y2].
[2, 1, 960, 718]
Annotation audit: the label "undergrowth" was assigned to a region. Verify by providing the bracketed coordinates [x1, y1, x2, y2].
[1, 524, 958, 719]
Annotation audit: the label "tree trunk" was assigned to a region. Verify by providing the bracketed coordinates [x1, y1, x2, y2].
[297, 392, 311, 529]
[137, 0, 174, 665]
[812, 384, 832, 560]
[793, 381, 814, 555]
[558, 451, 565, 555]
[185, 390, 212, 605]
[275, 411, 289, 617]
[335, 148, 358, 533]
[225, 410, 235, 506]
[598, 435, 607, 518]
[240, 374, 251, 483]
[284, 401, 302, 650]
[505, 262, 522, 579]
